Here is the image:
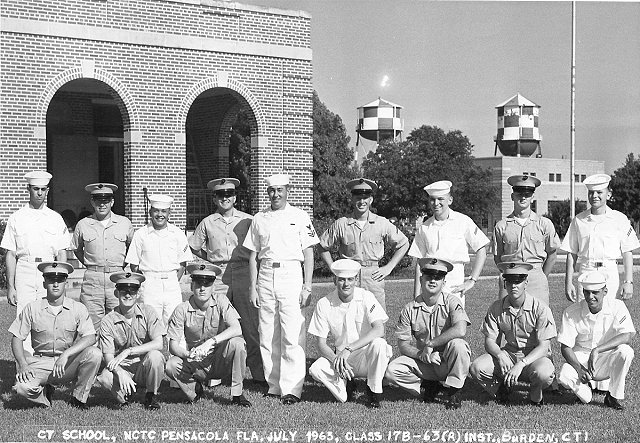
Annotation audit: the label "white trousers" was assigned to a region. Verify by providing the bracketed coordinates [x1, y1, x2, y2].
[558, 345, 634, 400]
[139, 274, 183, 331]
[257, 262, 305, 398]
[15, 260, 48, 354]
[309, 338, 392, 402]
[443, 264, 466, 307]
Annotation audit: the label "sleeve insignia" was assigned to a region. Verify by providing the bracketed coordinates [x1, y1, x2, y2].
[619, 315, 627, 324]
[370, 304, 376, 314]
[183, 244, 189, 252]
[307, 224, 317, 237]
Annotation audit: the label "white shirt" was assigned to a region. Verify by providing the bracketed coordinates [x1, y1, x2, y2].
[125, 223, 192, 272]
[308, 287, 388, 352]
[408, 209, 489, 264]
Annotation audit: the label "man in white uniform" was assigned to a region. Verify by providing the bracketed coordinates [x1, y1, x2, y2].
[561, 173, 639, 302]
[243, 173, 319, 405]
[125, 194, 192, 328]
[2, 171, 70, 354]
[557, 271, 635, 410]
[308, 259, 391, 408]
[409, 180, 488, 307]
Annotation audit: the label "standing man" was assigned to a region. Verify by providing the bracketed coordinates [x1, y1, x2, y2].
[557, 271, 635, 410]
[72, 183, 134, 330]
[561, 174, 639, 302]
[385, 258, 471, 410]
[125, 194, 192, 328]
[470, 262, 557, 406]
[408, 180, 489, 307]
[308, 259, 391, 408]
[2, 171, 70, 354]
[493, 175, 560, 305]
[165, 263, 251, 407]
[188, 177, 264, 384]
[9, 262, 102, 409]
[96, 271, 165, 410]
[243, 173, 319, 405]
[318, 178, 409, 308]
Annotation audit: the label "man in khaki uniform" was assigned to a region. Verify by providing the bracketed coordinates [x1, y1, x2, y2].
[9, 262, 101, 409]
[96, 271, 165, 410]
[385, 258, 470, 409]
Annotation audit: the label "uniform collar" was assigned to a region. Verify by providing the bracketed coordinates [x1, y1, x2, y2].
[87, 213, 121, 225]
[412, 292, 445, 311]
[580, 297, 612, 318]
[578, 206, 615, 220]
[187, 296, 217, 312]
[112, 304, 145, 322]
[328, 287, 364, 306]
[506, 211, 540, 223]
[501, 292, 534, 312]
[347, 212, 378, 225]
[426, 209, 459, 223]
[38, 297, 73, 311]
[211, 208, 240, 220]
[144, 222, 178, 233]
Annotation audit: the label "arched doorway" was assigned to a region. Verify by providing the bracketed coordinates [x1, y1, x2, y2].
[185, 87, 258, 229]
[46, 78, 128, 228]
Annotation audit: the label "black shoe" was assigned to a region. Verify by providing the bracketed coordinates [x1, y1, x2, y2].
[252, 379, 269, 387]
[189, 381, 203, 404]
[365, 386, 380, 409]
[70, 397, 89, 410]
[281, 394, 300, 405]
[530, 397, 545, 407]
[442, 387, 462, 410]
[495, 383, 510, 405]
[232, 394, 252, 407]
[346, 380, 357, 402]
[593, 388, 608, 396]
[44, 384, 55, 404]
[263, 392, 280, 399]
[421, 380, 441, 403]
[604, 393, 624, 410]
[144, 393, 160, 410]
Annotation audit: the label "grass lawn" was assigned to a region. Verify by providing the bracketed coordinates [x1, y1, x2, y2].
[0, 274, 639, 442]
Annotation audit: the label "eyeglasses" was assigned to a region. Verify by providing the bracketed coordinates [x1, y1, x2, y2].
[192, 277, 216, 286]
[214, 190, 237, 198]
[420, 270, 446, 280]
[504, 275, 527, 284]
[91, 196, 113, 203]
[44, 275, 67, 283]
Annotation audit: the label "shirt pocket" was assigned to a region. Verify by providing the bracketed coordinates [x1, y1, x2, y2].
[61, 325, 79, 347]
[114, 232, 128, 243]
[342, 231, 358, 256]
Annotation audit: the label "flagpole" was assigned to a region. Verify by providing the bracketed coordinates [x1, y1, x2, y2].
[570, 1, 576, 219]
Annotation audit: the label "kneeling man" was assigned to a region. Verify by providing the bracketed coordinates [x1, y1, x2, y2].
[165, 263, 251, 407]
[308, 259, 391, 408]
[385, 258, 470, 409]
[557, 271, 635, 410]
[9, 262, 101, 409]
[470, 262, 556, 406]
[96, 271, 165, 409]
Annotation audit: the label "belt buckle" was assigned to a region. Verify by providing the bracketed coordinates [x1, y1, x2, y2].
[595, 262, 603, 268]
[272, 262, 280, 268]
[161, 273, 168, 279]
[35, 258, 42, 263]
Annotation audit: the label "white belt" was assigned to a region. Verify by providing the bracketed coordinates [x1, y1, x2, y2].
[143, 271, 177, 279]
[18, 256, 53, 263]
[261, 260, 301, 268]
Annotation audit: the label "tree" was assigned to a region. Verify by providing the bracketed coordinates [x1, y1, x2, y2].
[361, 125, 498, 224]
[610, 153, 640, 231]
[228, 109, 252, 212]
[312, 91, 359, 220]
[544, 200, 587, 237]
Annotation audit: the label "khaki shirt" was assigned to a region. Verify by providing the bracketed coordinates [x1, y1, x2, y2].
[188, 209, 252, 263]
[493, 212, 560, 265]
[71, 213, 134, 267]
[395, 293, 470, 352]
[166, 295, 240, 350]
[9, 297, 95, 356]
[99, 303, 164, 356]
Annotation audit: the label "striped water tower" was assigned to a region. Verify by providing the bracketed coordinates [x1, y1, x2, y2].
[356, 97, 403, 145]
[493, 93, 542, 157]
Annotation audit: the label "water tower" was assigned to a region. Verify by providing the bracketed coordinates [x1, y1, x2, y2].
[356, 97, 403, 145]
[493, 93, 541, 157]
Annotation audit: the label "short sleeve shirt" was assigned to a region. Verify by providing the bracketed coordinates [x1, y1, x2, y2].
[395, 293, 470, 352]
[125, 223, 193, 272]
[9, 297, 95, 356]
[71, 213, 134, 267]
[166, 295, 241, 350]
[188, 209, 252, 263]
[558, 298, 636, 353]
[319, 213, 408, 262]
[481, 294, 557, 355]
[308, 287, 388, 352]
[408, 209, 489, 264]
[493, 212, 560, 265]
[243, 203, 319, 261]
[99, 303, 164, 355]
[1, 205, 70, 259]
[560, 207, 640, 264]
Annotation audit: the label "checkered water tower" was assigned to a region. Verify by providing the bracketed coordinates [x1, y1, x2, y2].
[356, 97, 404, 145]
[494, 93, 542, 157]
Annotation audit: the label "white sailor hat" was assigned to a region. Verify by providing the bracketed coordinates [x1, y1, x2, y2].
[148, 194, 173, 209]
[187, 263, 222, 280]
[85, 183, 118, 195]
[583, 174, 611, 191]
[578, 271, 607, 291]
[110, 271, 146, 287]
[423, 180, 452, 197]
[498, 261, 533, 277]
[37, 261, 74, 276]
[207, 178, 240, 191]
[265, 174, 290, 187]
[330, 259, 361, 278]
[507, 175, 541, 191]
[24, 170, 52, 186]
[417, 257, 454, 273]
[347, 178, 378, 194]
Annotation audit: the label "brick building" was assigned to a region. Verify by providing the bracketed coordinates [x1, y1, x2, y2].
[0, 0, 313, 229]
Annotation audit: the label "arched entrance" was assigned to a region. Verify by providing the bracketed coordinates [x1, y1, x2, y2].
[46, 78, 128, 228]
[185, 87, 258, 229]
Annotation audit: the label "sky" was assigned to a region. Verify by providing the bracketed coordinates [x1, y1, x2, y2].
[249, 0, 639, 173]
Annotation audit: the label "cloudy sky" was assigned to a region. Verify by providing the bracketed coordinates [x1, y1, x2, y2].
[250, 0, 639, 172]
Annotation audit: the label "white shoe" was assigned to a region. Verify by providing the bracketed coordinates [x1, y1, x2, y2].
[575, 383, 592, 404]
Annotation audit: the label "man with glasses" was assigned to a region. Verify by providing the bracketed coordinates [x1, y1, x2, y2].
[2, 171, 70, 355]
[96, 271, 165, 410]
[385, 257, 470, 410]
[188, 178, 264, 385]
[165, 263, 251, 407]
[318, 178, 409, 308]
[493, 175, 560, 305]
[72, 183, 134, 329]
[470, 262, 557, 406]
[9, 261, 101, 409]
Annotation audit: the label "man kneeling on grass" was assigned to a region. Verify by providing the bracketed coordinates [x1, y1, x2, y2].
[96, 271, 165, 410]
[308, 259, 391, 408]
[165, 263, 251, 407]
[385, 258, 471, 409]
